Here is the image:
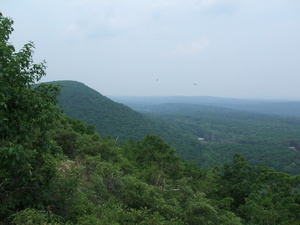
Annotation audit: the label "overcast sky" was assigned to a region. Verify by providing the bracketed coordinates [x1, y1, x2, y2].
[2, 0, 300, 99]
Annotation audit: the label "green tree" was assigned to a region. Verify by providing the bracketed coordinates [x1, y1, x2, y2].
[211, 154, 300, 224]
[237, 168, 300, 225]
[0, 12, 62, 221]
[213, 153, 258, 210]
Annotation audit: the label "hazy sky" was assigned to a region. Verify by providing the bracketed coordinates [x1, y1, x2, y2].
[2, 0, 300, 99]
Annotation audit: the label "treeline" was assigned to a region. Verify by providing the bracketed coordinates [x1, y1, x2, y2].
[1, 13, 300, 224]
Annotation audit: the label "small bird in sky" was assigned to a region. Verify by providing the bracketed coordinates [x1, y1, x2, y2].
[193, 83, 198, 85]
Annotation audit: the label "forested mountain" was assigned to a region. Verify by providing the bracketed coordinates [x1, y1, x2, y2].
[44, 80, 205, 161]
[47, 80, 150, 141]
[2, 13, 300, 224]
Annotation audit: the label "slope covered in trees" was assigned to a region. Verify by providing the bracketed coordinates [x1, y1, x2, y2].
[47, 80, 162, 141]
[1, 12, 300, 224]
[45, 80, 205, 162]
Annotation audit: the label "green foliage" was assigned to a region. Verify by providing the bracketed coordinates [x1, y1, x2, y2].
[48, 119, 244, 224]
[0, 12, 63, 222]
[122, 134, 177, 168]
[211, 154, 300, 224]
[11, 208, 64, 225]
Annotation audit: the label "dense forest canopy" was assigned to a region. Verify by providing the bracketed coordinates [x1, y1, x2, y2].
[1, 13, 300, 224]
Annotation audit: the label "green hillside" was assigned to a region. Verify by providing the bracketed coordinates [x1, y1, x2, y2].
[49, 80, 150, 140]
[45, 80, 205, 161]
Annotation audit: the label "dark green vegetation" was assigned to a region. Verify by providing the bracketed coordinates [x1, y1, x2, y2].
[1, 13, 300, 224]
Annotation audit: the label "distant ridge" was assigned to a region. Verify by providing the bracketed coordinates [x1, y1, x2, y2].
[111, 96, 300, 118]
